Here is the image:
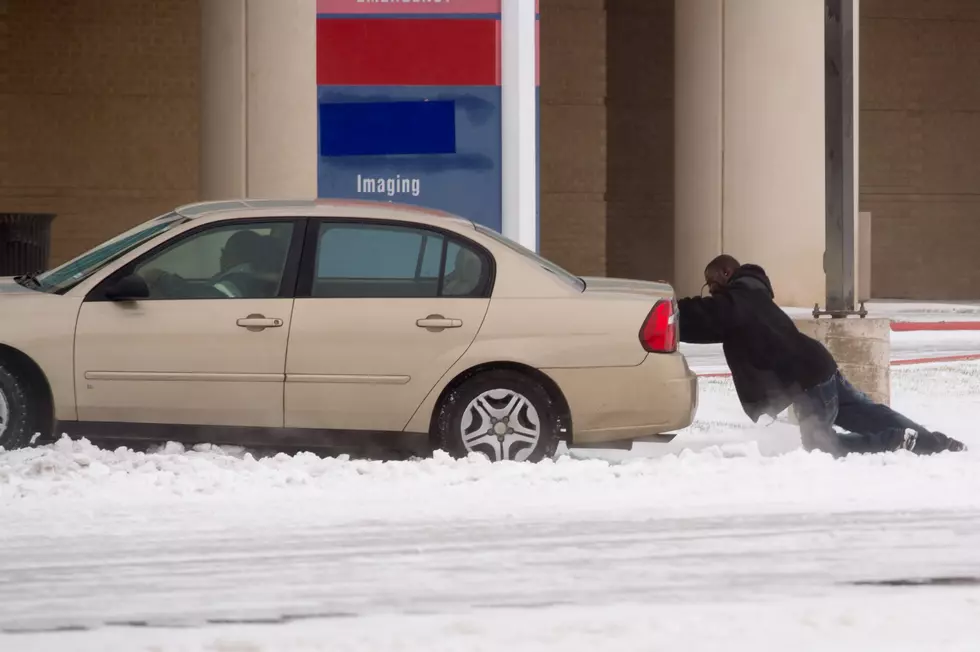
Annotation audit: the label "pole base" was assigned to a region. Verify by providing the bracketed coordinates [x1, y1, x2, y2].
[812, 300, 869, 319]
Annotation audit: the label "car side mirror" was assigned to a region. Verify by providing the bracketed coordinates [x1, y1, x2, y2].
[104, 274, 150, 301]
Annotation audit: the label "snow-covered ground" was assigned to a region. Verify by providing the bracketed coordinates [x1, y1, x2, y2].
[2, 358, 980, 650]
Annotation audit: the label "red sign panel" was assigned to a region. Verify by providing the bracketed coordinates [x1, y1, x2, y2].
[317, 0, 502, 14]
[316, 18, 500, 86]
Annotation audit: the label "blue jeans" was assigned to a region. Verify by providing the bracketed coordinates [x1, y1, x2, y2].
[793, 371, 929, 457]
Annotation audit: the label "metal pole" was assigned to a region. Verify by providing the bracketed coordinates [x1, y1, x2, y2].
[501, 0, 539, 251]
[823, 0, 855, 317]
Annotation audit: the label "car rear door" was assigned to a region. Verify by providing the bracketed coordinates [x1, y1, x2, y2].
[284, 219, 492, 432]
[73, 218, 304, 428]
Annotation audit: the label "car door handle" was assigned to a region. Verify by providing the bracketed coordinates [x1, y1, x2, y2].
[237, 314, 283, 331]
[416, 314, 463, 331]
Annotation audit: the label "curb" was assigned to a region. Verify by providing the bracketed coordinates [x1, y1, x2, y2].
[891, 353, 980, 366]
[891, 321, 980, 332]
[696, 352, 980, 379]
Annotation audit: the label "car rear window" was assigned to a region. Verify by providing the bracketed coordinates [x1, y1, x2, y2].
[474, 224, 585, 292]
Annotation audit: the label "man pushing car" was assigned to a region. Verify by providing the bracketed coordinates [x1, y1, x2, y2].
[676, 254, 966, 457]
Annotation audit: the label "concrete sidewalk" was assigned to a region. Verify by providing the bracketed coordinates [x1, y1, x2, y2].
[684, 328, 980, 378]
[680, 299, 980, 377]
[783, 300, 980, 331]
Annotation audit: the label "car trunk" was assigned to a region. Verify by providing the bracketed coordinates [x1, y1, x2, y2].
[579, 277, 675, 301]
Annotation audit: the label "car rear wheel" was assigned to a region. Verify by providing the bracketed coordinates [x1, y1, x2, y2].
[436, 370, 560, 463]
[0, 361, 45, 450]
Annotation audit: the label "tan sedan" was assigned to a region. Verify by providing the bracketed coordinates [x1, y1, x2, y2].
[0, 199, 697, 462]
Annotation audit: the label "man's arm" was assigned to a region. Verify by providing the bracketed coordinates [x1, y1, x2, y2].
[676, 294, 738, 344]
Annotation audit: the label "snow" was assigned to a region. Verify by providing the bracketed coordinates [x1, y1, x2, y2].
[2, 356, 980, 649]
[10, 593, 980, 652]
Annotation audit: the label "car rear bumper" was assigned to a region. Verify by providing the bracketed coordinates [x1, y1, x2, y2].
[543, 353, 698, 446]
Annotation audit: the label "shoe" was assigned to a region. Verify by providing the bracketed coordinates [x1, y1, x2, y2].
[931, 431, 967, 452]
[908, 430, 967, 455]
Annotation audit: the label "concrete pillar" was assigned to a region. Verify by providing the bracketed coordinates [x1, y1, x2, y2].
[200, 0, 318, 200]
[674, 0, 826, 307]
[795, 317, 891, 406]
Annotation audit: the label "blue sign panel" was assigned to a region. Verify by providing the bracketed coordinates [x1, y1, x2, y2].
[317, 86, 502, 231]
[318, 100, 457, 157]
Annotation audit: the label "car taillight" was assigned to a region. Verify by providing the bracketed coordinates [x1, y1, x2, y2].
[639, 299, 677, 353]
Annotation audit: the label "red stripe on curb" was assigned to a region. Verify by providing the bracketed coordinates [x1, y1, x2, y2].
[891, 321, 980, 332]
[696, 353, 980, 378]
[891, 353, 980, 366]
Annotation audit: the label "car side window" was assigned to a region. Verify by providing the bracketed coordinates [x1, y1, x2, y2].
[312, 222, 489, 299]
[132, 222, 295, 299]
[441, 240, 487, 297]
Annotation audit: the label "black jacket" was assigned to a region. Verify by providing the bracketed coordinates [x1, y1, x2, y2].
[678, 264, 837, 422]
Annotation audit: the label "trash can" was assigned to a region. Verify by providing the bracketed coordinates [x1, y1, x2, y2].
[0, 213, 56, 276]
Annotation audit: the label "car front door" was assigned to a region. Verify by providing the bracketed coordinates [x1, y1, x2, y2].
[284, 219, 493, 432]
[74, 218, 303, 428]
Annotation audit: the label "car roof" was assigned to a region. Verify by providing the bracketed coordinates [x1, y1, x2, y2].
[174, 198, 475, 229]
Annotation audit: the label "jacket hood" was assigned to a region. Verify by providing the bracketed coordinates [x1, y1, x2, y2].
[728, 264, 775, 299]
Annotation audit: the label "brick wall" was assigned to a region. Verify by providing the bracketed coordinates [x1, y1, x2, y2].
[861, 0, 980, 299]
[7, 0, 970, 302]
[3, 0, 676, 283]
[0, 0, 200, 267]
[539, 0, 608, 277]
[606, 0, 673, 282]
[539, 0, 674, 282]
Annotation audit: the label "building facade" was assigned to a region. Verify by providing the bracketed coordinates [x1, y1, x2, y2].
[2, 0, 979, 305]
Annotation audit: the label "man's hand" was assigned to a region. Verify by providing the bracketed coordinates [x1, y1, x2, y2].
[140, 268, 168, 286]
[676, 295, 729, 344]
[139, 268, 184, 296]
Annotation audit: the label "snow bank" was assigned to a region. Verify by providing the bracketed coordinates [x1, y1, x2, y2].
[2, 362, 979, 523]
[2, 430, 978, 524]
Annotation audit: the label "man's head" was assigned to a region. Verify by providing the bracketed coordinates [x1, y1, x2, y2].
[703, 254, 741, 295]
[220, 230, 264, 272]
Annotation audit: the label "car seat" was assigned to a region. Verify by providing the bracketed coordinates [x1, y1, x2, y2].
[443, 247, 483, 296]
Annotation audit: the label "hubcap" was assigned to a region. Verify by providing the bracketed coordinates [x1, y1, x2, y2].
[460, 388, 541, 462]
[0, 387, 9, 440]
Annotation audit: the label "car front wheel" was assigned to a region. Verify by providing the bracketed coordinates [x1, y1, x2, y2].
[0, 361, 46, 451]
[436, 370, 560, 463]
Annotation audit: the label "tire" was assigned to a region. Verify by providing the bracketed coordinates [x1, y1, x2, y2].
[0, 360, 46, 451]
[435, 370, 561, 463]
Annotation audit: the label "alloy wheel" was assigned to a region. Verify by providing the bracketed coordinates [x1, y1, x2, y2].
[459, 388, 542, 462]
[0, 386, 9, 441]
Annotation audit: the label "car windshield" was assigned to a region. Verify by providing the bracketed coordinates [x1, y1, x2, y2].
[34, 211, 189, 294]
[473, 224, 585, 291]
